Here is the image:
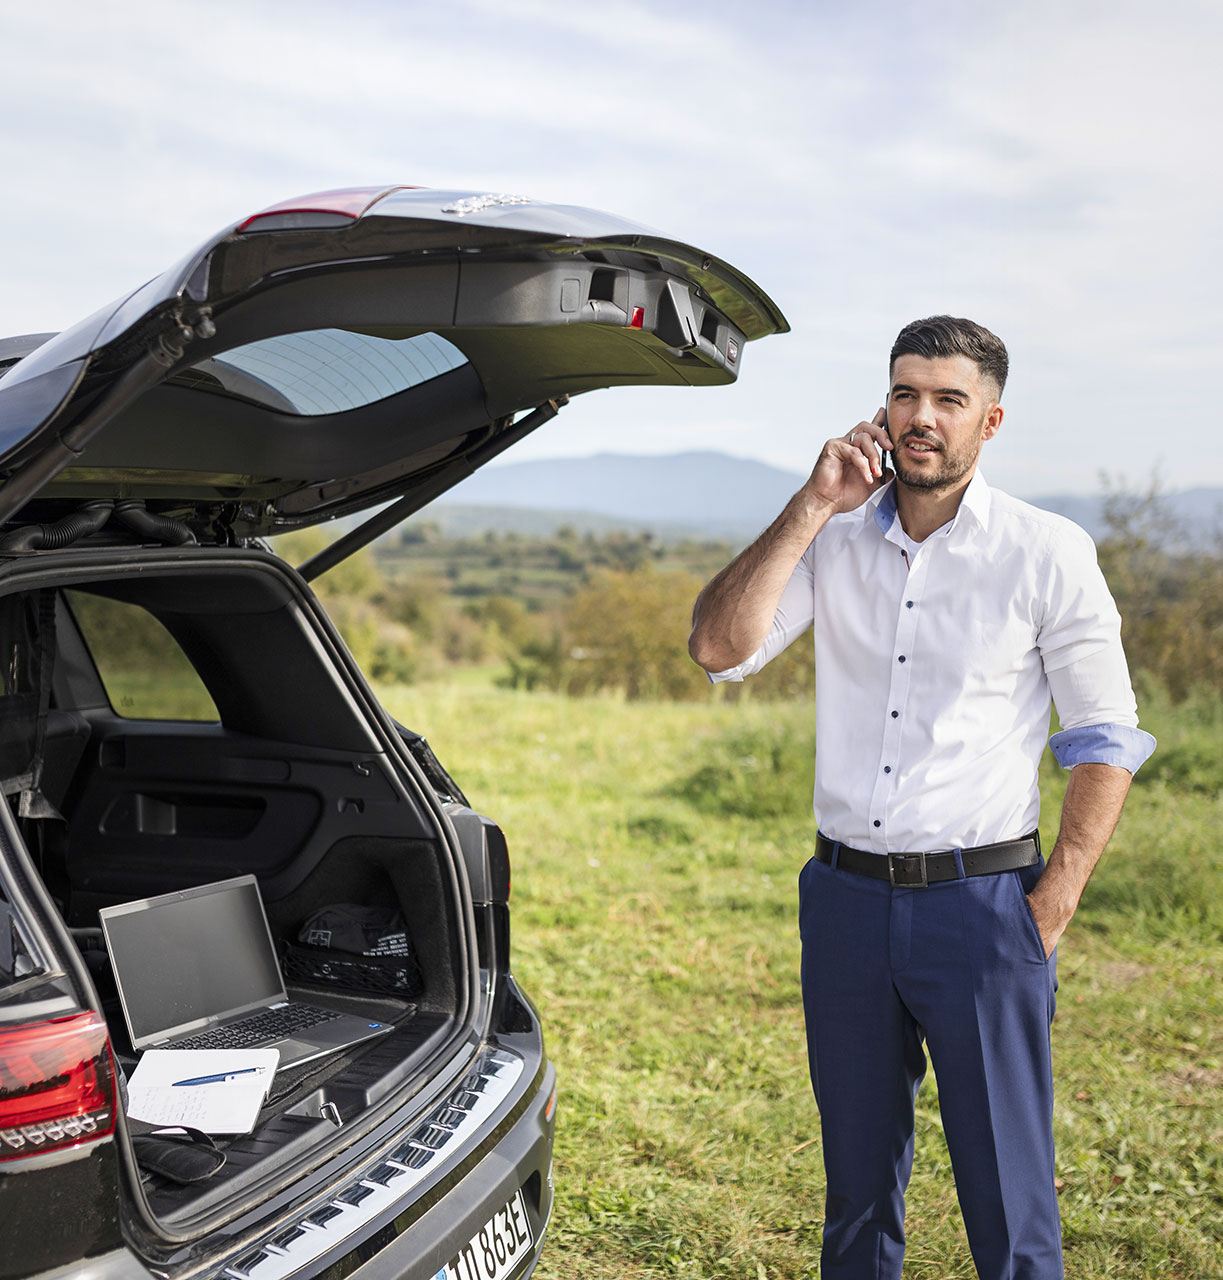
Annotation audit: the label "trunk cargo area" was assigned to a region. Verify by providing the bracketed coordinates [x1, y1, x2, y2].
[0, 549, 473, 1229]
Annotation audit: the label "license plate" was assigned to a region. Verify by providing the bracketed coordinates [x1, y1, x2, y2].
[436, 1189, 533, 1280]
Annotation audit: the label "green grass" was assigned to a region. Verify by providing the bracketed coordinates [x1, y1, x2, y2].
[378, 683, 1221, 1279]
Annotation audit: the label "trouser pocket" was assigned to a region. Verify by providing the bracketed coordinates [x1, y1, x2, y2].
[1013, 865, 1050, 965]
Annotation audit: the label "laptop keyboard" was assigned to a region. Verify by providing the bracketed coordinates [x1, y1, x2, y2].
[175, 1004, 342, 1050]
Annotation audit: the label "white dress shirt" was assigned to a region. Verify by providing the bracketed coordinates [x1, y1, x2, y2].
[710, 472, 1155, 853]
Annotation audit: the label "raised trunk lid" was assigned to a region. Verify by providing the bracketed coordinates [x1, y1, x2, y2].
[0, 187, 787, 545]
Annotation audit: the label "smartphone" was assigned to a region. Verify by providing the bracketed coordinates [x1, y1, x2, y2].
[879, 408, 891, 479]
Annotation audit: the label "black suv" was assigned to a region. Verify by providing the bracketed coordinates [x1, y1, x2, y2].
[0, 185, 786, 1280]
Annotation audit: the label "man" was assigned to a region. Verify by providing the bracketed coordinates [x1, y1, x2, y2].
[688, 316, 1154, 1280]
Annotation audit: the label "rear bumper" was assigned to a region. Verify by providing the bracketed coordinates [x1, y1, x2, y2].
[214, 1040, 557, 1280]
[350, 1053, 556, 1280]
[31, 1039, 555, 1280]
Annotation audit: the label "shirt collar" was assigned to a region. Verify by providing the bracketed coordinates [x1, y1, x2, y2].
[958, 470, 993, 532]
[871, 480, 899, 533]
[871, 469, 993, 537]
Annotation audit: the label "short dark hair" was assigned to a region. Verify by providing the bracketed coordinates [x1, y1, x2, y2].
[890, 316, 1008, 398]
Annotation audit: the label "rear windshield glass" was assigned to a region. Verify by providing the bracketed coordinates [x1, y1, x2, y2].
[182, 330, 468, 416]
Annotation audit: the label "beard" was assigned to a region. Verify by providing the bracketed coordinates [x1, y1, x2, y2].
[891, 417, 986, 493]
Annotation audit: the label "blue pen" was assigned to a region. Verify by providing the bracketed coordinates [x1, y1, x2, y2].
[172, 1068, 266, 1087]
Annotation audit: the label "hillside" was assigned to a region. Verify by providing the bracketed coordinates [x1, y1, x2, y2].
[421, 451, 1223, 545]
[427, 451, 803, 542]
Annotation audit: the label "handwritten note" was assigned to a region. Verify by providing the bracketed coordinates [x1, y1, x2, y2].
[127, 1049, 279, 1134]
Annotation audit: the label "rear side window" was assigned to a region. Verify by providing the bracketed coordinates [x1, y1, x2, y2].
[66, 593, 218, 721]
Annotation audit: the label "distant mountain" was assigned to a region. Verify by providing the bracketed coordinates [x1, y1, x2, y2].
[428, 451, 809, 542]
[404, 502, 720, 541]
[1031, 488, 1223, 545]
[416, 452, 1223, 546]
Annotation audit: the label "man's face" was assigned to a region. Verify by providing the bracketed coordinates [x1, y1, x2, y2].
[886, 354, 1003, 494]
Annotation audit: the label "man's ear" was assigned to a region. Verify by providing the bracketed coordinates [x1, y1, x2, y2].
[982, 403, 1004, 442]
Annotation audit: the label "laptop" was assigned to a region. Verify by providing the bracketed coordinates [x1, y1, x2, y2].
[99, 875, 394, 1070]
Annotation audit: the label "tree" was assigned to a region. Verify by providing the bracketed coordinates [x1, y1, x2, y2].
[1096, 477, 1223, 701]
[272, 529, 383, 600]
[563, 565, 709, 700]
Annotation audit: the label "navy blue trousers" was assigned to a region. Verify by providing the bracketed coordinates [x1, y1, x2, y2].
[798, 850, 1063, 1280]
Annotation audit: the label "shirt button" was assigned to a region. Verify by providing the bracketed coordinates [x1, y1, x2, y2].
[891, 710, 899, 719]
[906, 600, 914, 609]
[884, 766, 892, 774]
[873, 820, 882, 828]
[898, 655, 906, 663]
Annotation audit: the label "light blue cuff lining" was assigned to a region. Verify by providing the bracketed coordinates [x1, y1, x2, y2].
[1048, 723, 1157, 774]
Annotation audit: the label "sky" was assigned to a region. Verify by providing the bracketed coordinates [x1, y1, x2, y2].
[1, 0, 1219, 498]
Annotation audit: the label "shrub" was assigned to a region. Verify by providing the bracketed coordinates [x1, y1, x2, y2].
[563, 565, 710, 701]
[1096, 480, 1223, 701]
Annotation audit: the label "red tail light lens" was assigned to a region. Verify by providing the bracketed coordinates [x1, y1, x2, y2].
[237, 185, 420, 233]
[0, 1013, 116, 1160]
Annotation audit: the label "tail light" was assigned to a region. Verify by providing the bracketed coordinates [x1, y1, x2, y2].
[237, 186, 420, 233]
[0, 1012, 116, 1160]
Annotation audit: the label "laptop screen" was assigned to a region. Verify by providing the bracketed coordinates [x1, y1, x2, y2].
[100, 875, 287, 1050]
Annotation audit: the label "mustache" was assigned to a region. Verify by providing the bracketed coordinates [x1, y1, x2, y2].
[901, 431, 942, 451]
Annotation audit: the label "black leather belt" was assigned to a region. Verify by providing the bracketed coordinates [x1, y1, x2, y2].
[814, 832, 1041, 888]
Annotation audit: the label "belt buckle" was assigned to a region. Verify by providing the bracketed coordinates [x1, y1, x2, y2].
[889, 851, 928, 888]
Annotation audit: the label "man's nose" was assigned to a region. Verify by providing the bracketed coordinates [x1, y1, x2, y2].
[910, 398, 937, 428]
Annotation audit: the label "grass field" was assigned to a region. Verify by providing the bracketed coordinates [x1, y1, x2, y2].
[378, 680, 1223, 1280]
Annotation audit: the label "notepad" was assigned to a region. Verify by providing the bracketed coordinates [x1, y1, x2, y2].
[127, 1049, 279, 1134]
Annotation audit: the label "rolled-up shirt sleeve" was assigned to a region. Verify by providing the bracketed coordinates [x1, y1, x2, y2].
[1049, 723, 1156, 772]
[1038, 523, 1156, 774]
[707, 542, 817, 683]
